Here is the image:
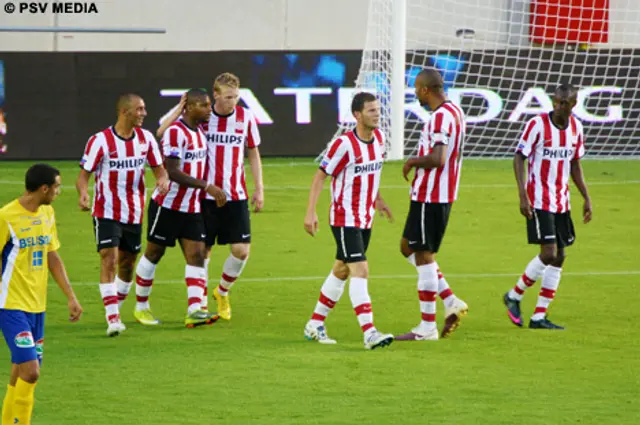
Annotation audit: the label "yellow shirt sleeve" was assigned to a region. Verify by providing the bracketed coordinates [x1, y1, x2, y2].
[0, 214, 9, 250]
[47, 207, 61, 252]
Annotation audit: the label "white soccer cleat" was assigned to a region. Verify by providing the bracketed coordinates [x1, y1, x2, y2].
[364, 330, 394, 350]
[106, 320, 126, 337]
[304, 322, 337, 344]
[395, 326, 439, 341]
[441, 298, 469, 338]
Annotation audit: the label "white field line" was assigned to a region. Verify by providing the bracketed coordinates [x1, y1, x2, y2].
[68, 270, 640, 287]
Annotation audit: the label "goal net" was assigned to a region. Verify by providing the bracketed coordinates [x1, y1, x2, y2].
[323, 0, 640, 160]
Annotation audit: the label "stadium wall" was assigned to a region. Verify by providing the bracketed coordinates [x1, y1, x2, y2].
[0, 0, 638, 52]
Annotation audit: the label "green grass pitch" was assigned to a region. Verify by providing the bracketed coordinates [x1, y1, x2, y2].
[0, 159, 639, 424]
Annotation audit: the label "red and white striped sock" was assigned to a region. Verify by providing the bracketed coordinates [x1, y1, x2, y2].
[309, 272, 346, 328]
[135, 255, 156, 311]
[202, 259, 210, 310]
[349, 277, 375, 336]
[186, 265, 206, 314]
[532, 266, 562, 321]
[99, 282, 120, 324]
[417, 263, 438, 332]
[115, 276, 133, 309]
[218, 254, 246, 296]
[434, 264, 456, 308]
[509, 256, 547, 301]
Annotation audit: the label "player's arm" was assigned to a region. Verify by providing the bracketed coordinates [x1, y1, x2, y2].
[303, 169, 328, 236]
[47, 251, 83, 322]
[165, 157, 226, 206]
[570, 160, 592, 224]
[75, 169, 92, 211]
[374, 192, 393, 222]
[77, 134, 104, 211]
[151, 164, 170, 195]
[513, 152, 532, 219]
[156, 93, 186, 139]
[247, 147, 264, 212]
[146, 134, 170, 194]
[402, 144, 447, 180]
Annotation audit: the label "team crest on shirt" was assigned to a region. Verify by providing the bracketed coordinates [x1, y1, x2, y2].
[14, 331, 35, 348]
[168, 147, 181, 158]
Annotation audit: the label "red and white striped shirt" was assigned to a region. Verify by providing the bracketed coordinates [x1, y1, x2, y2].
[201, 106, 261, 201]
[320, 129, 385, 229]
[517, 113, 585, 213]
[411, 101, 466, 204]
[152, 119, 207, 214]
[80, 126, 162, 225]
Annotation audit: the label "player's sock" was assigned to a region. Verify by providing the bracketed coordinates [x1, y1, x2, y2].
[407, 253, 416, 266]
[99, 282, 120, 324]
[218, 254, 247, 296]
[532, 266, 562, 321]
[202, 258, 210, 310]
[135, 255, 157, 311]
[11, 378, 35, 425]
[434, 263, 457, 308]
[417, 263, 438, 332]
[309, 272, 347, 328]
[185, 265, 206, 314]
[115, 276, 133, 309]
[349, 277, 375, 337]
[2, 384, 15, 424]
[508, 255, 547, 301]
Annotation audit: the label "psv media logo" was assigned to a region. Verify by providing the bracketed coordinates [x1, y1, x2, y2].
[9, 2, 99, 14]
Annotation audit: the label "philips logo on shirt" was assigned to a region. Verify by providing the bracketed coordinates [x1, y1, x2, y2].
[184, 150, 207, 161]
[206, 133, 245, 145]
[354, 161, 383, 175]
[542, 148, 574, 159]
[19, 236, 51, 249]
[108, 158, 145, 169]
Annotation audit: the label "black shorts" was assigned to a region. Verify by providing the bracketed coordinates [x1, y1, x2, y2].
[93, 218, 142, 253]
[527, 209, 576, 249]
[201, 199, 251, 246]
[402, 201, 452, 253]
[331, 226, 372, 263]
[146, 199, 205, 247]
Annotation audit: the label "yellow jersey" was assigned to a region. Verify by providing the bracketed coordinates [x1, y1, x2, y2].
[0, 199, 60, 313]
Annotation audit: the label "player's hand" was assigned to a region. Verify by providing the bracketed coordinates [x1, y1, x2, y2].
[375, 198, 394, 222]
[304, 212, 319, 237]
[519, 197, 533, 220]
[402, 159, 415, 182]
[251, 188, 264, 213]
[68, 297, 83, 322]
[178, 92, 187, 112]
[206, 184, 227, 207]
[156, 176, 170, 195]
[78, 193, 91, 211]
[583, 198, 593, 224]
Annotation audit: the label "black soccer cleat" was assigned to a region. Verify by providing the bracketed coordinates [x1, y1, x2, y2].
[529, 317, 564, 330]
[503, 292, 523, 327]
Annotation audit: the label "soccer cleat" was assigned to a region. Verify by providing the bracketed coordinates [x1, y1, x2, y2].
[364, 330, 394, 350]
[529, 317, 564, 330]
[185, 309, 219, 328]
[441, 298, 469, 338]
[503, 292, 523, 327]
[213, 287, 231, 320]
[106, 319, 126, 337]
[303, 322, 337, 344]
[134, 309, 161, 326]
[395, 326, 439, 341]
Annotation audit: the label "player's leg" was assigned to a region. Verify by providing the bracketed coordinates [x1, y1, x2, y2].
[503, 209, 554, 327]
[115, 224, 142, 309]
[304, 259, 349, 344]
[213, 201, 252, 320]
[201, 199, 222, 312]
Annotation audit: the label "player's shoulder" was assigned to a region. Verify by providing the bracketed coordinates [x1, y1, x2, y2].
[136, 127, 157, 142]
[570, 114, 584, 132]
[0, 199, 17, 216]
[87, 127, 110, 144]
[40, 204, 56, 219]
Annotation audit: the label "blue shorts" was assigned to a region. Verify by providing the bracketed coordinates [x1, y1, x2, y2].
[0, 309, 45, 365]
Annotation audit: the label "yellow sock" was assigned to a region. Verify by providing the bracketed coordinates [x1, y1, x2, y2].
[12, 379, 36, 425]
[2, 385, 15, 425]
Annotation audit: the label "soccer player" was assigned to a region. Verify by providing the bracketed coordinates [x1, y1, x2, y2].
[158, 73, 264, 320]
[396, 69, 469, 341]
[76, 94, 169, 336]
[303, 92, 394, 350]
[0, 164, 83, 425]
[134, 88, 226, 328]
[503, 83, 592, 330]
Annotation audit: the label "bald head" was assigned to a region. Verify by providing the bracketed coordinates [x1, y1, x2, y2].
[416, 68, 444, 92]
[555, 83, 577, 99]
[116, 93, 142, 116]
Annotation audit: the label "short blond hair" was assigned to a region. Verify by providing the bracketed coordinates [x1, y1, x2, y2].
[214, 72, 240, 93]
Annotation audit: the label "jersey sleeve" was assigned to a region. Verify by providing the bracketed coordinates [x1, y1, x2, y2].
[246, 110, 261, 149]
[0, 215, 9, 253]
[80, 134, 105, 172]
[573, 121, 586, 160]
[146, 133, 164, 167]
[320, 137, 351, 177]
[430, 111, 450, 146]
[515, 117, 540, 157]
[162, 126, 185, 160]
[47, 208, 61, 252]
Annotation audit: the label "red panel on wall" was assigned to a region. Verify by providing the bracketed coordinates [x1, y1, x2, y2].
[530, 0, 609, 44]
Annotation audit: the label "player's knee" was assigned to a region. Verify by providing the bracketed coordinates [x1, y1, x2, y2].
[20, 364, 40, 384]
[553, 251, 566, 267]
[231, 244, 250, 261]
[539, 246, 557, 265]
[399, 239, 412, 258]
[332, 263, 349, 280]
[144, 247, 165, 264]
[349, 262, 369, 279]
[99, 250, 118, 273]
